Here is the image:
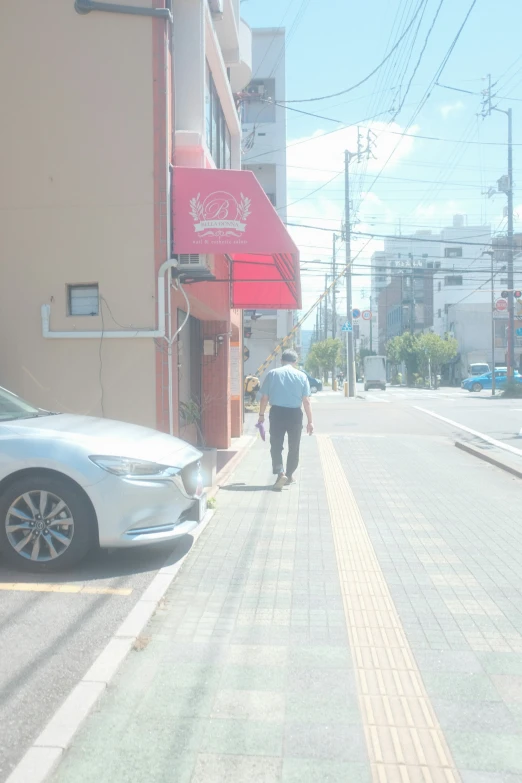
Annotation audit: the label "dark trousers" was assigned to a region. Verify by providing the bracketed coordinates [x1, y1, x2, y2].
[269, 405, 303, 477]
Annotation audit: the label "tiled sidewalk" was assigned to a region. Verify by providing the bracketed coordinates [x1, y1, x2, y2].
[47, 426, 522, 783]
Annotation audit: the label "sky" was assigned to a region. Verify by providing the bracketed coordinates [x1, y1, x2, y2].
[241, 0, 522, 321]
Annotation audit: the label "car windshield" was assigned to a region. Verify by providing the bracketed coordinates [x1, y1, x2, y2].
[0, 386, 42, 421]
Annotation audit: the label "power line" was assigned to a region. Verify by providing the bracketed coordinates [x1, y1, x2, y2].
[287, 221, 496, 246]
[283, 172, 343, 210]
[241, 107, 398, 164]
[270, 98, 521, 146]
[393, 0, 446, 116]
[277, 0, 427, 104]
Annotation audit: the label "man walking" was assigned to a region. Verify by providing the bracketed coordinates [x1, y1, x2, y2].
[258, 350, 314, 490]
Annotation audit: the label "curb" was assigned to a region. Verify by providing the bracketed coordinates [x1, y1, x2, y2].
[7, 431, 258, 783]
[6, 509, 216, 783]
[455, 440, 522, 480]
[207, 435, 257, 500]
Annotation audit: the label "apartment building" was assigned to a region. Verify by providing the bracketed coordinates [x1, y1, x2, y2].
[376, 218, 496, 375]
[240, 27, 295, 379]
[0, 1, 301, 448]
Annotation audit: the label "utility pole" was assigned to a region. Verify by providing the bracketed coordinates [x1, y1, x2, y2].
[324, 273, 329, 340]
[507, 107, 514, 378]
[410, 268, 416, 332]
[490, 251, 497, 396]
[369, 295, 373, 352]
[345, 149, 356, 397]
[332, 233, 338, 339]
[483, 76, 515, 379]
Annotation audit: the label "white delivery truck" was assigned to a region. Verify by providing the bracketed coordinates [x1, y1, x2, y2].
[363, 355, 387, 391]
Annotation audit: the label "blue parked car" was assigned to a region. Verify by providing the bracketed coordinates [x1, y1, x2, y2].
[461, 367, 522, 392]
[303, 372, 323, 393]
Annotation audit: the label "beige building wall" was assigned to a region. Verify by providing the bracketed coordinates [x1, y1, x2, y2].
[0, 1, 158, 428]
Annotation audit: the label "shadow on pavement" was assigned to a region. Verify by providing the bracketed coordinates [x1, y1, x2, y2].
[220, 483, 273, 492]
[0, 534, 194, 584]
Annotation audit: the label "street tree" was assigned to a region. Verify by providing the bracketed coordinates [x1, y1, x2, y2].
[305, 338, 342, 382]
[417, 332, 458, 388]
[385, 333, 420, 387]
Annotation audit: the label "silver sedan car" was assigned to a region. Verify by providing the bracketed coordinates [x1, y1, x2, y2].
[0, 386, 204, 572]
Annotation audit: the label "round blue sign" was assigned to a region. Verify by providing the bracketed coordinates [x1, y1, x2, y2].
[352, 308, 361, 319]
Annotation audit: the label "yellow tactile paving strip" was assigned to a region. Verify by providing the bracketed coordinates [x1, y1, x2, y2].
[0, 583, 132, 595]
[318, 435, 461, 783]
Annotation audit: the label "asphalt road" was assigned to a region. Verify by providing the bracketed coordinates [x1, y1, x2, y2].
[356, 384, 522, 451]
[0, 538, 194, 782]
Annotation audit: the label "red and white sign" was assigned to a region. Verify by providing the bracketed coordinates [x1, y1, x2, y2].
[362, 310, 372, 320]
[173, 167, 298, 255]
[496, 298, 508, 312]
[172, 166, 301, 310]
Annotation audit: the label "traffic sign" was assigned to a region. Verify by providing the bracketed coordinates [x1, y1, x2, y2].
[362, 310, 372, 321]
[496, 298, 508, 312]
[341, 322, 353, 332]
[352, 308, 361, 319]
[517, 328, 522, 337]
[243, 346, 250, 361]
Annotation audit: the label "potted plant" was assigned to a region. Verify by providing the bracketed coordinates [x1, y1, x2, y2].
[179, 398, 217, 489]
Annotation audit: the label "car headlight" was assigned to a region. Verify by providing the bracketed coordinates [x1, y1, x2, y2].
[89, 456, 181, 478]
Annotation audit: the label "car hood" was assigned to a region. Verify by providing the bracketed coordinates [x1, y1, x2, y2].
[4, 414, 202, 467]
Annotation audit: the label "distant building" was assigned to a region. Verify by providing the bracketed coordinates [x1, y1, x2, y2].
[432, 217, 491, 338]
[376, 217, 504, 381]
[241, 28, 295, 379]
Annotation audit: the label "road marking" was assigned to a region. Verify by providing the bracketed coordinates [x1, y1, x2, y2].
[0, 583, 132, 596]
[415, 407, 522, 458]
[318, 435, 459, 782]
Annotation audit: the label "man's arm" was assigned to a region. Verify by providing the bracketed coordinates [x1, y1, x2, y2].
[258, 394, 269, 421]
[258, 372, 272, 421]
[302, 396, 314, 434]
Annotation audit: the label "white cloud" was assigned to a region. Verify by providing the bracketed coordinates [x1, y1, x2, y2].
[268, 120, 418, 318]
[440, 101, 464, 119]
[284, 120, 417, 183]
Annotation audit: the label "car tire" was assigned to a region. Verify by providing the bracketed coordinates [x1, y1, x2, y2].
[364, 384, 369, 392]
[381, 384, 386, 391]
[0, 473, 97, 573]
[310, 385, 318, 394]
[472, 382, 483, 393]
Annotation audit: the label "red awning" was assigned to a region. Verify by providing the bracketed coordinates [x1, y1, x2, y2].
[172, 167, 301, 309]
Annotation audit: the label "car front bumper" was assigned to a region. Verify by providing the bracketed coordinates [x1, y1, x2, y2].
[88, 469, 205, 548]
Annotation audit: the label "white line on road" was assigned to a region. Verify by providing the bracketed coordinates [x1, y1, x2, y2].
[414, 407, 522, 458]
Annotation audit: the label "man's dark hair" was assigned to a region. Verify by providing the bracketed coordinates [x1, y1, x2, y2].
[281, 349, 298, 364]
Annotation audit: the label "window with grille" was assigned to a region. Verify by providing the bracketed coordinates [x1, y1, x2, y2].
[444, 247, 462, 258]
[68, 284, 99, 316]
[444, 275, 463, 286]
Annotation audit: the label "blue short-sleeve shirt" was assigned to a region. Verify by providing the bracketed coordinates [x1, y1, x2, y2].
[261, 366, 311, 408]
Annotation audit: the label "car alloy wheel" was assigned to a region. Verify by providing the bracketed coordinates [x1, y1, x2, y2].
[5, 490, 75, 563]
[472, 382, 483, 392]
[0, 473, 96, 571]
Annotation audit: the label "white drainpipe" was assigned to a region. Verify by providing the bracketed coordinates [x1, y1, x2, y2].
[41, 6, 185, 434]
[41, 259, 175, 340]
[41, 260, 190, 435]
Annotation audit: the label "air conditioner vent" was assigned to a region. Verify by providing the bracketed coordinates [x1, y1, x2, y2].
[176, 254, 215, 280]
